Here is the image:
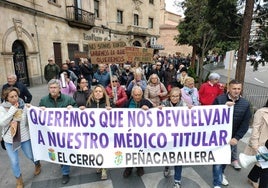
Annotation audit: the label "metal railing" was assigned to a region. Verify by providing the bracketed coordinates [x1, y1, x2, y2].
[66, 6, 95, 25]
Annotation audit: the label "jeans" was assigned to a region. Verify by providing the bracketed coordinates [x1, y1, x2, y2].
[213, 164, 226, 186]
[5, 140, 38, 178]
[174, 165, 182, 182]
[62, 165, 70, 175]
[231, 145, 238, 162]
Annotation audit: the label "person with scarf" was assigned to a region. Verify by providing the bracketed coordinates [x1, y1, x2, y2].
[0, 87, 41, 188]
[160, 87, 187, 188]
[181, 77, 200, 107]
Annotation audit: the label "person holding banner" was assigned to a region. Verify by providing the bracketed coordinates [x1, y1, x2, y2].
[123, 86, 153, 178]
[105, 75, 128, 107]
[86, 84, 111, 180]
[39, 79, 77, 185]
[144, 74, 167, 107]
[243, 99, 268, 188]
[0, 87, 41, 188]
[212, 79, 251, 188]
[160, 87, 186, 188]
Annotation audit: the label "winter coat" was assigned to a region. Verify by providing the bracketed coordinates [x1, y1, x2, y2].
[213, 93, 251, 141]
[144, 82, 167, 106]
[39, 93, 77, 108]
[73, 89, 91, 107]
[0, 99, 29, 143]
[92, 70, 110, 87]
[106, 83, 128, 107]
[244, 107, 268, 156]
[199, 81, 224, 105]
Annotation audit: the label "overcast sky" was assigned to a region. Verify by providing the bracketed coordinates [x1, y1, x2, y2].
[165, 0, 183, 15]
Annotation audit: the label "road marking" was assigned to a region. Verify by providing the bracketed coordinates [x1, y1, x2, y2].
[254, 78, 264, 84]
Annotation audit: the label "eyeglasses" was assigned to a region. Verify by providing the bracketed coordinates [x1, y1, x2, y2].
[156, 64, 161, 66]
[171, 95, 180, 98]
[80, 82, 88, 84]
[112, 80, 118, 82]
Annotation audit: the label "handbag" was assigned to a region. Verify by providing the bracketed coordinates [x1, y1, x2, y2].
[1, 126, 10, 150]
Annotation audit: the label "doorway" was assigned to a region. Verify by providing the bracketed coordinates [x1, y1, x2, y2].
[12, 40, 30, 86]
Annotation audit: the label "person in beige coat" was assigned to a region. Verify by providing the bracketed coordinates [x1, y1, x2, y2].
[144, 74, 167, 107]
[244, 99, 268, 188]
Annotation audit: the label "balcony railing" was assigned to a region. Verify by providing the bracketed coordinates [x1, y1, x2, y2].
[66, 6, 95, 29]
[127, 25, 148, 35]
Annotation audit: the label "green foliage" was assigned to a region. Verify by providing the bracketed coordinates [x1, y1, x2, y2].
[174, 0, 241, 57]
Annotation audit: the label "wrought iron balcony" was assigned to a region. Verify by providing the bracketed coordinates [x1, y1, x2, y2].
[66, 6, 95, 29]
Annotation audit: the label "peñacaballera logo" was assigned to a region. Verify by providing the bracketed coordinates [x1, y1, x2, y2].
[114, 151, 123, 165]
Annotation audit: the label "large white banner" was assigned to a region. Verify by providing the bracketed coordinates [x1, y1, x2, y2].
[27, 105, 233, 168]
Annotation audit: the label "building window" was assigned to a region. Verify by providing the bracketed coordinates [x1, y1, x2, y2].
[94, 0, 100, 18]
[149, 0, 154, 4]
[48, 0, 61, 7]
[148, 17, 153, 29]
[117, 10, 123, 24]
[134, 14, 139, 26]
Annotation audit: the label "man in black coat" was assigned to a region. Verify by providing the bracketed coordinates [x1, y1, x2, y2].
[1, 74, 32, 103]
[212, 79, 251, 187]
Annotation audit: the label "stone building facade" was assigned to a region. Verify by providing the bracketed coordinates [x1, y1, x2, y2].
[158, 8, 192, 57]
[0, 0, 162, 86]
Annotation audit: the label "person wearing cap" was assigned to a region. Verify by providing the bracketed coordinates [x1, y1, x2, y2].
[199, 72, 224, 105]
[44, 57, 60, 83]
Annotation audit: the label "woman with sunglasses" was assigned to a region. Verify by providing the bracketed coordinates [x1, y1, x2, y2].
[105, 75, 127, 107]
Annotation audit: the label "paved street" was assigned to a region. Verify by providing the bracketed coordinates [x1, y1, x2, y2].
[0, 64, 267, 188]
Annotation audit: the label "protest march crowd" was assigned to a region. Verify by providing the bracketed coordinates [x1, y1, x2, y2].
[0, 53, 267, 188]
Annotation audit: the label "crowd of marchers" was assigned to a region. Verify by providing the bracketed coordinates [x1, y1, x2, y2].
[1, 53, 267, 188]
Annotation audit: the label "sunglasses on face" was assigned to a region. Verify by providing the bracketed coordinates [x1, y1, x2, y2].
[112, 80, 118, 83]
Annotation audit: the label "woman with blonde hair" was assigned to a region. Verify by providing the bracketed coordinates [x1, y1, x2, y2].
[181, 77, 199, 107]
[144, 74, 167, 107]
[85, 84, 111, 180]
[86, 84, 110, 108]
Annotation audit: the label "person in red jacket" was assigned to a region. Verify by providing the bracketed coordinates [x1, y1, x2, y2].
[106, 75, 128, 107]
[199, 72, 224, 105]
